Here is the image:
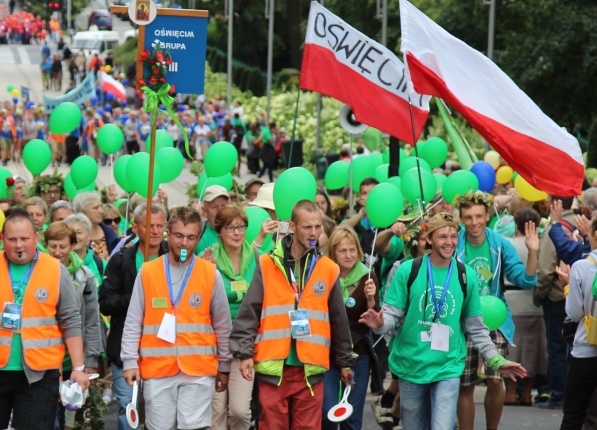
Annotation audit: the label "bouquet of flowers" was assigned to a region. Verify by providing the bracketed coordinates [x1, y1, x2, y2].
[137, 39, 175, 94]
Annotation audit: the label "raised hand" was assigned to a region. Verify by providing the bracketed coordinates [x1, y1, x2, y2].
[524, 221, 539, 253]
[358, 308, 384, 329]
[550, 199, 563, 224]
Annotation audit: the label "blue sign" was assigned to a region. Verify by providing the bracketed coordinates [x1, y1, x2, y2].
[144, 14, 208, 95]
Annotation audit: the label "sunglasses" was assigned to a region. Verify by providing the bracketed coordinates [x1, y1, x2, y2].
[103, 217, 121, 225]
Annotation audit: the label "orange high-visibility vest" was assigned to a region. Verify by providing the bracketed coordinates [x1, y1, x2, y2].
[254, 254, 339, 369]
[0, 252, 65, 370]
[139, 256, 218, 379]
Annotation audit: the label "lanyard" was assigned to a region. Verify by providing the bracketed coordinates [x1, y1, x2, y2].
[164, 255, 195, 312]
[289, 254, 316, 303]
[427, 256, 453, 323]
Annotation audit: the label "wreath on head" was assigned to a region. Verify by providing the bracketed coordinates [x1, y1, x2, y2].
[29, 169, 64, 197]
[402, 222, 429, 257]
[452, 190, 494, 209]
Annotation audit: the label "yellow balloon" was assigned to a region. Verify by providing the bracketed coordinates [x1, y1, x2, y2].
[0, 209, 5, 231]
[10, 89, 19, 97]
[514, 175, 548, 202]
[496, 166, 514, 185]
[104, 65, 112, 73]
[484, 150, 501, 170]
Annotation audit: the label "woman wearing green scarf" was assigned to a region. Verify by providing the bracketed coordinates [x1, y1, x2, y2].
[322, 226, 380, 430]
[45, 222, 101, 430]
[201, 204, 258, 430]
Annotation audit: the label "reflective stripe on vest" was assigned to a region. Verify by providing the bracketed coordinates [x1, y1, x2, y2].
[254, 254, 339, 369]
[139, 256, 218, 379]
[0, 252, 65, 371]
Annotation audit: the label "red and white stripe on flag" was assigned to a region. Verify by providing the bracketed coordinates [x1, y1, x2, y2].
[299, 1, 430, 145]
[100, 72, 127, 102]
[399, 0, 583, 196]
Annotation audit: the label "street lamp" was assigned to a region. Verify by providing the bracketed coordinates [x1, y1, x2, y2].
[376, 0, 388, 46]
[226, 0, 233, 110]
[265, 0, 274, 123]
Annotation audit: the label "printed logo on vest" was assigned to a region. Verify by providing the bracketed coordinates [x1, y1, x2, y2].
[312, 281, 327, 296]
[35, 288, 49, 302]
[189, 293, 202, 308]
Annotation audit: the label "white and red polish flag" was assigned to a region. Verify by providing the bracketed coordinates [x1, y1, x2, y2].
[300, 1, 430, 145]
[100, 72, 127, 102]
[399, 0, 583, 196]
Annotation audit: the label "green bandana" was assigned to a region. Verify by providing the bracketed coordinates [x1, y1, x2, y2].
[339, 261, 369, 303]
[213, 240, 254, 281]
[65, 251, 84, 275]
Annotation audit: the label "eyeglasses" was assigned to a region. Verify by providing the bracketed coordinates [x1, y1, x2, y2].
[223, 225, 247, 233]
[170, 232, 198, 242]
[103, 217, 121, 225]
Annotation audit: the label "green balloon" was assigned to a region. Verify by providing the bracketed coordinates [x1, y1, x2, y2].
[97, 124, 125, 154]
[156, 147, 184, 183]
[363, 128, 383, 151]
[64, 173, 77, 200]
[386, 176, 401, 190]
[434, 173, 448, 192]
[399, 156, 431, 178]
[244, 206, 273, 249]
[0, 167, 11, 198]
[274, 167, 317, 221]
[480, 295, 508, 331]
[126, 152, 161, 198]
[442, 170, 480, 204]
[366, 183, 404, 228]
[512, 172, 519, 182]
[420, 137, 448, 169]
[70, 155, 98, 189]
[22, 139, 51, 175]
[204, 141, 238, 177]
[370, 152, 384, 168]
[49, 102, 82, 135]
[196, 172, 234, 198]
[114, 198, 127, 209]
[114, 155, 134, 193]
[401, 167, 437, 205]
[324, 161, 349, 190]
[147, 129, 174, 153]
[6, 85, 14, 92]
[375, 164, 389, 183]
[351, 156, 376, 190]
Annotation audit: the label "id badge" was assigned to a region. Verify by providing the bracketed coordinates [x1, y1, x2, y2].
[430, 323, 449, 352]
[157, 313, 176, 344]
[288, 310, 311, 339]
[2, 302, 22, 331]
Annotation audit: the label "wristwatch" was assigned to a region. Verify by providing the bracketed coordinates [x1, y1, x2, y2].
[72, 365, 86, 372]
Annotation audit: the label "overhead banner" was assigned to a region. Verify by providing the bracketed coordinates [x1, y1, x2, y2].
[43, 73, 96, 113]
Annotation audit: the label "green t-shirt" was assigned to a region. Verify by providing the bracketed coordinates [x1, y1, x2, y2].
[381, 236, 404, 288]
[219, 258, 257, 324]
[195, 224, 219, 256]
[260, 126, 272, 145]
[385, 255, 482, 384]
[135, 250, 159, 272]
[465, 239, 493, 296]
[4, 262, 33, 371]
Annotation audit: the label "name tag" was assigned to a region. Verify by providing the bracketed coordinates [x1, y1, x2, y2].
[2, 303, 22, 331]
[152, 297, 168, 309]
[430, 323, 449, 352]
[157, 313, 176, 344]
[230, 280, 247, 292]
[420, 331, 431, 343]
[289, 310, 311, 339]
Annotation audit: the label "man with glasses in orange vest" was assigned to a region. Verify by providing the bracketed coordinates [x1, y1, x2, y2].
[0, 208, 90, 430]
[230, 200, 355, 429]
[121, 206, 232, 430]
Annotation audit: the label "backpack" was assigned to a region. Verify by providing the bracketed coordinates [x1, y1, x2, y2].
[406, 255, 468, 300]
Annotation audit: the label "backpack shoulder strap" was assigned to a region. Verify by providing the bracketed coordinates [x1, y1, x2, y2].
[456, 260, 467, 299]
[406, 256, 424, 294]
[93, 253, 104, 278]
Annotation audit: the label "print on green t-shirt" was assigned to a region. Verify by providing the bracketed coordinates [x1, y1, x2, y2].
[465, 239, 493, 296]
[384, 255, 482, 384]
[195, 224, 219, 256]
[135, 250, 159, 272]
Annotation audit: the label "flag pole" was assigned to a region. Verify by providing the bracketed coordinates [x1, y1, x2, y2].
[408, 99, 427, 210]
[144, 111, 158, 262]
[348, 136, 354, 215]
[288, 88, 301, 169]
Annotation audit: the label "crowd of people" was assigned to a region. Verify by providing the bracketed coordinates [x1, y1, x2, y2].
[0, 79, 596, 430]
[0, 10, 60, 45]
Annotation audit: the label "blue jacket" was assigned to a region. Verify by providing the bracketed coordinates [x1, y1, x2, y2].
[456, 227, 537, 344]
[548, 222, 591, 266]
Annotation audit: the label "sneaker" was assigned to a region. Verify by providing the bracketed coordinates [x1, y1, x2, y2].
[536, 400, 564, 409]
[102, 388, 113, 406]
[534, 392, 550, 405]
[371, 397, 394, 427]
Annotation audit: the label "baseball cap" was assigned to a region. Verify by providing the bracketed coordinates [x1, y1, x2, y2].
[249, 183, 275, 211]
[203, 185, 230, 202]
[426, 212, 459, 236]
[244, 177, 265, 190]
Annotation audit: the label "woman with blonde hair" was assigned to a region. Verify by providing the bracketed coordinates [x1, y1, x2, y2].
[322, 226, 380, 430]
